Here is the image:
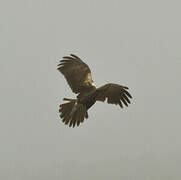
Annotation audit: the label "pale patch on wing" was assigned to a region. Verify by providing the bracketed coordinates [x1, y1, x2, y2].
[84, 73, 92, 83]
[91, 82, 96, 87]
[84, 72, 96, 87]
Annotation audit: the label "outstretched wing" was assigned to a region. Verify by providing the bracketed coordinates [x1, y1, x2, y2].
[57, 54, 95, 94]
[95, 83, 132, 108]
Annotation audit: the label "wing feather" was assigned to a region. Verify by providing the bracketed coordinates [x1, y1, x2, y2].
[57, 54, 95, 94]
[95, 83, 132, 108]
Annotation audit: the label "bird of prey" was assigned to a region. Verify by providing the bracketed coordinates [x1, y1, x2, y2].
[57, 54, 132, 127]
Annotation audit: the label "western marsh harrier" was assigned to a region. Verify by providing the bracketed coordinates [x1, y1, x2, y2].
[57, 54, 132, 127]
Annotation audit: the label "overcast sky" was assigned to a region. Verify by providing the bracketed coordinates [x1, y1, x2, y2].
[0, 0, 181, 180]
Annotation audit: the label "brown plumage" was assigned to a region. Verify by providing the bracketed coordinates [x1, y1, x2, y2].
[57, 54, 132, 127]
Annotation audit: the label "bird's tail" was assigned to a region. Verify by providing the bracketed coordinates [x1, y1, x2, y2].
[59, 98, 88, 127]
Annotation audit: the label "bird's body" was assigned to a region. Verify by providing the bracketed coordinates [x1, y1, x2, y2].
[77, 88, 97, 109]
[57, 54, 132, 127]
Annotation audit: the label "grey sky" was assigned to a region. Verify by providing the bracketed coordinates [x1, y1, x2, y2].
[0, 0, 181, 179]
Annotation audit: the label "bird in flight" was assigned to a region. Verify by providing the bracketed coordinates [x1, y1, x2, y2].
[57, 54, 132, 127]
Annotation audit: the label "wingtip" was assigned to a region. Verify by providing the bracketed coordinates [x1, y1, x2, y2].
[123, 86, 129, 90]
[70, 54, 80, 59]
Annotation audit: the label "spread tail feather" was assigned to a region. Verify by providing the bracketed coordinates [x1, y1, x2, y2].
[59, 98, 88, 127]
